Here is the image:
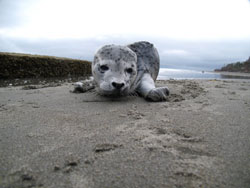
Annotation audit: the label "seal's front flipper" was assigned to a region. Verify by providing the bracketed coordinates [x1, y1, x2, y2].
[72, 81, 95, 93]
[146, 87, 169, 102]
[136, 73, 169, 102]
[73, 82, 85, 93]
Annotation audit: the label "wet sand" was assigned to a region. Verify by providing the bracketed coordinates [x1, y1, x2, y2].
[0, 79, 250, 188]
[215, 71, 250, 79]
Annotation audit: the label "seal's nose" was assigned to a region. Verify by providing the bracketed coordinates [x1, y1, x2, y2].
[112, 82, 125, 90]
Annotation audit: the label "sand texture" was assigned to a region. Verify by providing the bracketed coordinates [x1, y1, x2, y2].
[0, 79, 250, 188]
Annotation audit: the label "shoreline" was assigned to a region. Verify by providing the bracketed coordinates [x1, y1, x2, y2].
[1, 70, 250, 88]
[213, 71, 250, 77]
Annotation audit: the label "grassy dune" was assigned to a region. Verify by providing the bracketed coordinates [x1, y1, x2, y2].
[215, 57, 250, 73]
[0, 52, 92, 79]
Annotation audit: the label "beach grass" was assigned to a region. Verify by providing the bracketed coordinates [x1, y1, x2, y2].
[0, 52, 92, 79]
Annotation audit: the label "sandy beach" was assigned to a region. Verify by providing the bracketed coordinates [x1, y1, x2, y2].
[0, 79, 250, 188]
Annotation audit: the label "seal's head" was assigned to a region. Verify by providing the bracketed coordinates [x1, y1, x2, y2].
[92, 45, 137, 96]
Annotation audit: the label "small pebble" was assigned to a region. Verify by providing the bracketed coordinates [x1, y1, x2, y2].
[21, 174, 33, 181]
[54, 165, 60, 171]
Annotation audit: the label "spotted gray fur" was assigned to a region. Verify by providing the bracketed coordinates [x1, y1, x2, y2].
[75, 41, 169, 101]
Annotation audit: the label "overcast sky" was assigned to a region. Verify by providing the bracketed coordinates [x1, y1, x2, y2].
[0, 0, 250, 70]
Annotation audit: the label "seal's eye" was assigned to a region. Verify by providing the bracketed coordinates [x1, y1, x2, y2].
[100, 65, 109, 71]
[126, 68, 133, 74]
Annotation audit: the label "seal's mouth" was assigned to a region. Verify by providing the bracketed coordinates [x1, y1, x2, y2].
[98, 87, 129, 97]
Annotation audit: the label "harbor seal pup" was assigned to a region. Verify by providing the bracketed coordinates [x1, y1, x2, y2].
[75, 41, 169, 101]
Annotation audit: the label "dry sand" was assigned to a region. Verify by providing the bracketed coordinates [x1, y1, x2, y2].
[0, 79, 250, 188]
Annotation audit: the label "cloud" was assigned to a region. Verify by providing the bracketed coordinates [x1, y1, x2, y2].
[1, 0, 250, 40]
[0, 36, 24, 53]
[162, 50, 190, 56]
[0, 0, 250, 70]
[1, 35, 249, 70]
[0, 0, 35, 28]
[154, 38, 250, 69]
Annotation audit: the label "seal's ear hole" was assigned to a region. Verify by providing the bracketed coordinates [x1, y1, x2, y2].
[100, 65, 109, 71]
[126, 68, 133, 74]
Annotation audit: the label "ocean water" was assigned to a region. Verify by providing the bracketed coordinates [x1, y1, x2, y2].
[158, 68, 250, 80]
